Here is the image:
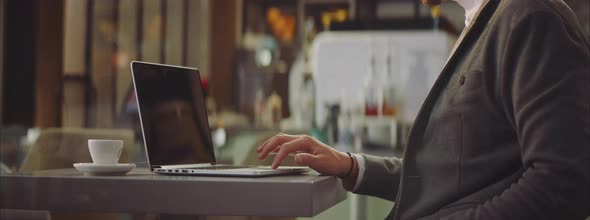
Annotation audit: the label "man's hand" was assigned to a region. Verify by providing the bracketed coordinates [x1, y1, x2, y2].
[256, 134, 357, 179]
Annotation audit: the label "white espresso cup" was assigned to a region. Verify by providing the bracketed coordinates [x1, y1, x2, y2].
[88, 139, 123, 165]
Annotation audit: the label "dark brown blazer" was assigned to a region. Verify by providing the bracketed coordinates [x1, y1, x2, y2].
[354, 0, 590, 219]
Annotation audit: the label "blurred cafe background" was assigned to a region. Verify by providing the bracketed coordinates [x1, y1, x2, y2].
[0, 0, 588, 220]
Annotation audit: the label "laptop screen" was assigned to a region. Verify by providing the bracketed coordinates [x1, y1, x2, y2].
[131, 62, 215, 168]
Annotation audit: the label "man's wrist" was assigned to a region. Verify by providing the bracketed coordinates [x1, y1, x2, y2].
[344, 152, 355, 177]
[340, 152, 359, 190]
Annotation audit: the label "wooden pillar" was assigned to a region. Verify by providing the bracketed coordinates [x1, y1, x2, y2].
[34, 0, 65, 128]
[0, 0, 5, 126]
[210, 0, 238, 110]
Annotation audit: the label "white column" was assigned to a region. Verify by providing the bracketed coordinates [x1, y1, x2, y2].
[115, 0, 139, 115]
[62, 0, 88, 127]
[142, 0, 162, 63]
[90, 0, 116, 128]
[165, 0, 183, 66]
[186, 0, 209, 76]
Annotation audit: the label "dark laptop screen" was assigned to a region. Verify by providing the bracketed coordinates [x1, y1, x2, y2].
[131, 62, 215, 168]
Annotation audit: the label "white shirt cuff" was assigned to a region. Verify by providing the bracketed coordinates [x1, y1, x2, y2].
[351, 153, 366, 192]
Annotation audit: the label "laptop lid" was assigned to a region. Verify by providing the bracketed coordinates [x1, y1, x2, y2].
[131, 61, 216, 171]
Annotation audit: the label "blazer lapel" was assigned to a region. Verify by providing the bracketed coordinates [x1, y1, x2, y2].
[445, 0, 493, 66]
[403, 0, 500, 154]
[394, 3, 502, 218]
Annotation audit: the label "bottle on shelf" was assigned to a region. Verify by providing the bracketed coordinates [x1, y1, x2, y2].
[382, 41, 397, 116]
[267, 91, 283, 128]
[363, 40, 382, 116]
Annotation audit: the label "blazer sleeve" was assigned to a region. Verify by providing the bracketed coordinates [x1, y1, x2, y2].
[353, 154, 403, 202]
[441, 9, 590, 220]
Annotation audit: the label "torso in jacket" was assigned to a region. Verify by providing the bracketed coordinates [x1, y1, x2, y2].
[359, 0, 590, 219]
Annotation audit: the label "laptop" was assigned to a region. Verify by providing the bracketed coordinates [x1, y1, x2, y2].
[130, 61, 308, 177]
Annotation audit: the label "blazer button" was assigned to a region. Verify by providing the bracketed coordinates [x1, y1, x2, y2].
[459, 75, 466, 86]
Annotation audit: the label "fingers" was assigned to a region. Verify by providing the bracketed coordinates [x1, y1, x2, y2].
[271, 136, 314, 169]
[256, 133, 298, 160]
[294, 153, 320, 167]
[256, 136, 274, 153]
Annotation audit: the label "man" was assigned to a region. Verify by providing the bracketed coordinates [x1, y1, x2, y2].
[257, 0, 590, 219]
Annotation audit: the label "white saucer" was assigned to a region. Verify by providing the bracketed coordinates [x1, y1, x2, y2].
[73, 163, 136, 176]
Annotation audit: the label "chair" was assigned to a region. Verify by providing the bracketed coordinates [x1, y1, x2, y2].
[1, 162, 12, 174]
[0, 125, 28, 171]
[19, 127, 135, 172]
